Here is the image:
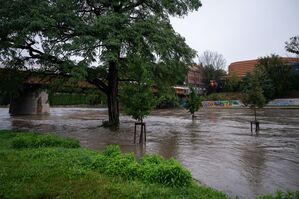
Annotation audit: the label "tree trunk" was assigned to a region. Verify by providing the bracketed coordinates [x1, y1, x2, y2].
[254, 106, 257, 123]
[107, 61, 119, 126]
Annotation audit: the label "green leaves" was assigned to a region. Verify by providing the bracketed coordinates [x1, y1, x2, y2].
[185, 87, 202, 116]
[241, 72, 266, 109]
[120, 82, 157, 122]
[91, 145, 193, 187]
[285, 35, 299, 55]
[11, 133, 80, 149]
[0, 0, 200, 76]
[120, 61, 158, 122]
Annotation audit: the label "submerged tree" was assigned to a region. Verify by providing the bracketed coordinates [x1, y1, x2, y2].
[0, 0, 201, 126]
[120, 63, 157, 123]
[120, 63, 157, 143]
[241, 72, 266, 132]
[185, 87, 202, 119]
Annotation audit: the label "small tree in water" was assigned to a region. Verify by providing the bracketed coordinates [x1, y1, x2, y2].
[241, 72, 266, 132]
[121, 82, 157, 123]
[120, 64, 157, 143]
[185, 87, 202, 119]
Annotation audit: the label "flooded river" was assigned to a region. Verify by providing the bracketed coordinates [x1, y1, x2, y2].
[0, 107, 298, 198]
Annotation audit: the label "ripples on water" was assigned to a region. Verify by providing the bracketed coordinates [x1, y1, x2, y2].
[0, 107, 298, 199]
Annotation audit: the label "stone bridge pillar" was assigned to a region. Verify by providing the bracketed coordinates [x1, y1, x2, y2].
[9, 88, 50, 115]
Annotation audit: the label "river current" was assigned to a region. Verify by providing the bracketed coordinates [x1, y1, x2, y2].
[0, 107, 298, 198]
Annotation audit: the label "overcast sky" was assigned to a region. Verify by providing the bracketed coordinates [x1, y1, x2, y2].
[170, 0, 299, 69]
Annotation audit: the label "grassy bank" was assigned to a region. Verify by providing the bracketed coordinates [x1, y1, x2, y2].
[1, 131, 297, 199]
[0, 130, 228, 199]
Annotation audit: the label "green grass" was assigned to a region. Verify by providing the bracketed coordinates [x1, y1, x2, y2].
[0, 130, 228, 199]
[11, 133, 80, 149]
[257, 191, 299, 199]
[0, 130, 298, 198]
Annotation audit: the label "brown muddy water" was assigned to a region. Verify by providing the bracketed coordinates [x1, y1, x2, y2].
[0, 107, 298, 198]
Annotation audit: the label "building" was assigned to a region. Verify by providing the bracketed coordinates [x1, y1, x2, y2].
[228, 57, 299, 78]
[186, 64, 205, 88]
[174, 64, 206, 96]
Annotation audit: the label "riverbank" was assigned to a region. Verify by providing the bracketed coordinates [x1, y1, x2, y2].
[0, 130, 228, 199]
[1, 108, 298, 198]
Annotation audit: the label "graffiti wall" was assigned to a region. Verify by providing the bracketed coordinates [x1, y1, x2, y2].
[202, 100, 242, 108]
[267, 98, 299, 106]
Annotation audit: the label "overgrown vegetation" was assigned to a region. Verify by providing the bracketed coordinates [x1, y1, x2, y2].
[0, 130, 229, 199]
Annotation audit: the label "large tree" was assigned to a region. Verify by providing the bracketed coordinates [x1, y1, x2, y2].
[198, 50, 226, 90]
[255, 54, 294, 98]
[198, 50, 226, 70]
[0, 0, 201, 126]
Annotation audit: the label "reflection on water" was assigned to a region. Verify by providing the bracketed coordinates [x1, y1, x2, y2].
[0, 107, 299, 198]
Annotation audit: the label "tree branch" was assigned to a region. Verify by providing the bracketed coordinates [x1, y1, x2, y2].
[87, 78, 108, 94]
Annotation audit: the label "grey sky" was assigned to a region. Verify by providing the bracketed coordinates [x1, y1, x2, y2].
[170, 0, 299, 69]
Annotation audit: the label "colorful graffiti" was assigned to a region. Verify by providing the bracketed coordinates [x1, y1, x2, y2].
[267, 99, 299, 106]
[202, 100, 242, 108]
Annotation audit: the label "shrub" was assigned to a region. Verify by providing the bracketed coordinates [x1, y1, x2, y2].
[140, 157, 192, 187]
[11, 134, 80, 149]
[92, 146, 192, 187]
[105, 153, 139, 179]
[140, 154, 164, 165]
[102, 145, 121, 157]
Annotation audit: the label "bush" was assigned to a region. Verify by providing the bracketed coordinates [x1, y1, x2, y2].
[91, 146, 192, 187]
[140, 156, 192, 187]
[102, 145, 122, 157]
[11, 134, 80, 149]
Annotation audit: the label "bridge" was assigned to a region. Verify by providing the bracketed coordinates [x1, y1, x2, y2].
[0, 68, 94, 115]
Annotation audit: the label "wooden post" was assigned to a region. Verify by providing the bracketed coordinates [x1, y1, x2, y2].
[144, 123, 146, 143]
[134, 124, 137, 144]
[250, 121, 260, 134]
[139, 123, 143, 144]
[134, 122, 147, 144]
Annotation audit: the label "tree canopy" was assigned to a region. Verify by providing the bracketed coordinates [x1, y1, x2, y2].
[185, 87, 201, 118]
[241, 71, 266, 123]
[285, 35, 299, 56]
[198, 50, 226, 70]
[119, 63, 157, 122]
[0, 0, 202, 125]
[198, 50, 227, 91]
[255, 54, 294, 98]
